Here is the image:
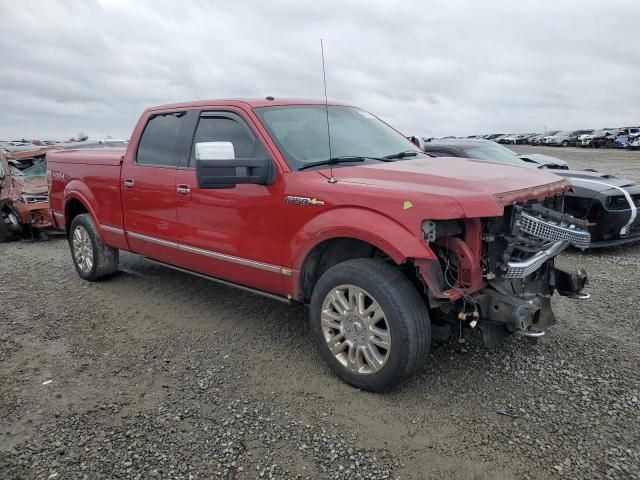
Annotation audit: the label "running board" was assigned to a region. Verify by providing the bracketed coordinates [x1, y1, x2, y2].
[144, 258, 292, 304]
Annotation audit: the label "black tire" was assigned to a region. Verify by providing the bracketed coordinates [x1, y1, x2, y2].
[69, 214, 119, 281]
[310, 258, 430, 392]
[561, 140, 569, 147]
[0, 211, 15, 243]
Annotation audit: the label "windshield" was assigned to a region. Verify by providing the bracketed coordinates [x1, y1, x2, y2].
[9, 160, 47, 179]
[461, 144, 524, 167]
[254, 105, 423, 170]
[20, 161, 46, 178]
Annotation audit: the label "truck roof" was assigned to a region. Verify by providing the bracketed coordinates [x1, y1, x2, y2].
[146, 98, 352, 112]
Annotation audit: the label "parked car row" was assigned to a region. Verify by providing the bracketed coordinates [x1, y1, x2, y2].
[0, 138, 128, 153]
[437, 126, 640, 149]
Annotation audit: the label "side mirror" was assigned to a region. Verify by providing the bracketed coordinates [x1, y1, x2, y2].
[407, 136, 425, 150]
[194, 141, 275, 189]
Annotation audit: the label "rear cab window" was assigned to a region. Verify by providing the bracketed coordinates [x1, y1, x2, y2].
[136, 112, 186, 167]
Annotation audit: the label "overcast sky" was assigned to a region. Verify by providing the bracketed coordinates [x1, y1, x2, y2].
[1, 0, 639, 140]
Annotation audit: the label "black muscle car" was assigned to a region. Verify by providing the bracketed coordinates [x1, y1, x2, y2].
[422, 139, 640, 247]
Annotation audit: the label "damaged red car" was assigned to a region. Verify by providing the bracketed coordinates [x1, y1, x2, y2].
[0, 148, 52, 242]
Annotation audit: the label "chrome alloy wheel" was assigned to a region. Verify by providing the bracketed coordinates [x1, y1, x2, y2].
[321, 284, 391, 375]
[72, 225, 94, 273]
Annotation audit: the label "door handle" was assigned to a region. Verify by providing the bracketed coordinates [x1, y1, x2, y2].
[176, 184, 191, 194]
[123, 178, 135, 188]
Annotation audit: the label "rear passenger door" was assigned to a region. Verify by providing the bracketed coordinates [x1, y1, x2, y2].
[121, 111, 184, 264]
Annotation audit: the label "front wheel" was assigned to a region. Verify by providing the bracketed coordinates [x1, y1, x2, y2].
[561, 140, 569, 147]
[310, 259, 430, 392]
[0, 211, 15, 243]
[69, 214, 119, 281]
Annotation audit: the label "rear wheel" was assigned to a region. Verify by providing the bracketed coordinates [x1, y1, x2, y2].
[561, 140, 569, 147]
[310, 258, 430, 392]
[69, 214, 119, 281]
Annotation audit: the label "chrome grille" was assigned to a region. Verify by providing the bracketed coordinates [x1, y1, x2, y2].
[503, 241, 569, 279]
[517, 211, 590, 249]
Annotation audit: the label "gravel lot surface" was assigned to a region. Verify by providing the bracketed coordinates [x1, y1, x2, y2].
[2, 146, 640, 479]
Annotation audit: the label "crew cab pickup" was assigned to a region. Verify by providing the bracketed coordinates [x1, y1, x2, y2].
[47, 99, 590, 391]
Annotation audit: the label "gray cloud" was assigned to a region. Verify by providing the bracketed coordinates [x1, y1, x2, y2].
[0, 0, 638, 140]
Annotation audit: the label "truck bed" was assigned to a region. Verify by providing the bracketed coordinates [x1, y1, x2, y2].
[47, 148, 126, 239]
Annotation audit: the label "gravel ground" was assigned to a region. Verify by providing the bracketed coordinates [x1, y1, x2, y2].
[2, 146, 640, 479]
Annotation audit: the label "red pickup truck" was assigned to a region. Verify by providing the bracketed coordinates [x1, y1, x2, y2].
[47, 98, 590, 391]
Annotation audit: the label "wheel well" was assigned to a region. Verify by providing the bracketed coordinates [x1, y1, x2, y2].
[298, 237, 429, 304]
[65, 198, 88, 233]
[298, 238, 381, 302]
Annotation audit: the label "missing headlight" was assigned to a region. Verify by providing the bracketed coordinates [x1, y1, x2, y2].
[20, 194, 49, 204]
[421, 219, 464, 242]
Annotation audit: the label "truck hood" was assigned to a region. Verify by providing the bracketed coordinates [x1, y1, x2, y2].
[330, 157, 569, 217]
[1, 176, 48, 203]
[12, 177, 49, 195]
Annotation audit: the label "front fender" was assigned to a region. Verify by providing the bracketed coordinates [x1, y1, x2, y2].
[290, 206, 436, 272]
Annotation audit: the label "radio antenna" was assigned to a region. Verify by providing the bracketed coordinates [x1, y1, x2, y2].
[320, 38, 336, 183]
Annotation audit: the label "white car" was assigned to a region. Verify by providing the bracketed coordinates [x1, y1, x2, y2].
[577, 133, 593, 146]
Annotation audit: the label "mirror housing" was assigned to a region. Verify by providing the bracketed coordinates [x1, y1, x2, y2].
[195, 157, 275, 189]
[407, 135, 425, 151]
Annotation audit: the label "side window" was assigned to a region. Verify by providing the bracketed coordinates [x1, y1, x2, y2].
[189, 115, 266, 167]
[136, 112, 185, 166]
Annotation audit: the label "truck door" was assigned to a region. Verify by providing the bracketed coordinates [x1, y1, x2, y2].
[174, 109, 286, 295]
[120, 111, 184, 264]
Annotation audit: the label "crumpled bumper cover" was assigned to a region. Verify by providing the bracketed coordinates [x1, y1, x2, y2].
[14, 201, 52, 229]
[477, 266, 588, 347]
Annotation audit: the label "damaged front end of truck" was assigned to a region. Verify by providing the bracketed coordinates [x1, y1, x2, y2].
[418, 193, 590, 348]
[0, 150, 52, 242]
